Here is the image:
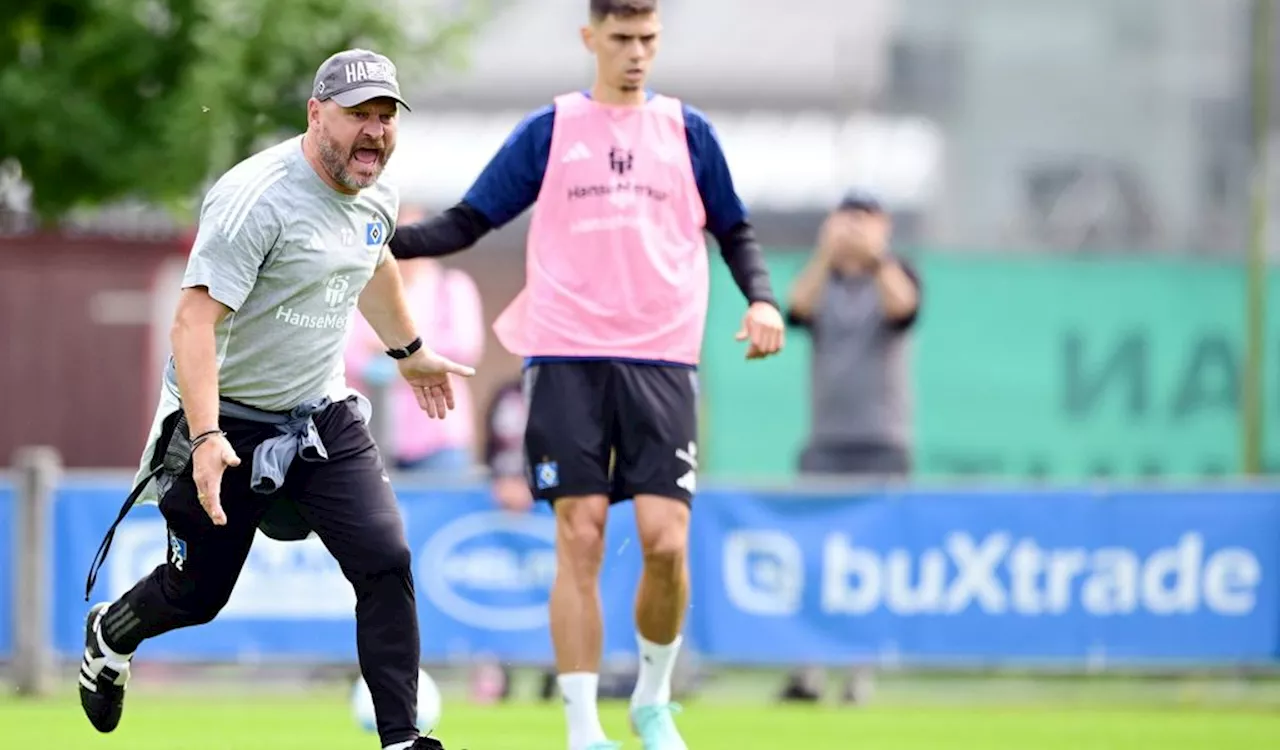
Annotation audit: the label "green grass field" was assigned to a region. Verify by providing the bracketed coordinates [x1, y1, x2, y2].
[3, 686, 1278, 750]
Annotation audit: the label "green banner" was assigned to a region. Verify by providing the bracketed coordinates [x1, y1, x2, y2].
[700, 251, 1273, 481]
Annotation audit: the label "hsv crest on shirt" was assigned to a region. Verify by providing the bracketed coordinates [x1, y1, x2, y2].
[493, 92, 709, 365]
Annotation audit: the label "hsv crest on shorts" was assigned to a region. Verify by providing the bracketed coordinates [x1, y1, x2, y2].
[534, 461, 560, 490]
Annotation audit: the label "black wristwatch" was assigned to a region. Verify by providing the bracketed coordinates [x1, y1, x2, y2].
[385, 336, 423, 360]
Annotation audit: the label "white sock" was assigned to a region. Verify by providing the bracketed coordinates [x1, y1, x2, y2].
[631, 633, 682, 708]
[558, 672, 607, 750]
[383, 742, 414, 750]
[94, 607, 133, 665]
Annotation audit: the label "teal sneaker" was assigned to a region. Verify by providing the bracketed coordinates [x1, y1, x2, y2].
[584, 743, 623, 750]
[630, 703, 688, 750]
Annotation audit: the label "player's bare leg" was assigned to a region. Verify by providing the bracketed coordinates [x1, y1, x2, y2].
[551, 494, 614, 750]
[633, 495, 690, 647]
[629, 495, 691, 750]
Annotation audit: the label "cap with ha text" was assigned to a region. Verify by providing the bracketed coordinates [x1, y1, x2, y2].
[312, 49, 411, 111]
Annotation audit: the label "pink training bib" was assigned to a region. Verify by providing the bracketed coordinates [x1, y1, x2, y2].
[493, 92, 709, 365]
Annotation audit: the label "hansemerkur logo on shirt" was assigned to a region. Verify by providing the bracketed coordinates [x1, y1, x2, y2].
[274, 272, 357, 330]
[565, 143, 669, 205]
[324, 274, 351, 308]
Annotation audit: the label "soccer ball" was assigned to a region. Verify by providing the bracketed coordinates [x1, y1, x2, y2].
[351, 668, 443, 735]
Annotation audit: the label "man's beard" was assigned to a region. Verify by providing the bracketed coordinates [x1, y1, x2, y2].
[317, 130, 389, 190]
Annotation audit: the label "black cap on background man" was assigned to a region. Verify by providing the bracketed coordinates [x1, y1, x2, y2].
[837, 188, 886, 215]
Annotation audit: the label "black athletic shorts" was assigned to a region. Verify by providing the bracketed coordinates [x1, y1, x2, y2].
[522, 359, 699, 504]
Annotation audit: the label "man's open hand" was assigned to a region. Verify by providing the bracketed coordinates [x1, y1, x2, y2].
[193, 434, 239, 526]
[397, 348, 477, 418]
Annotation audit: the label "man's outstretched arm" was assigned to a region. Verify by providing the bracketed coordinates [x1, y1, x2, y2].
[389, 105, 554, 259]
[388, 202, 493, 259]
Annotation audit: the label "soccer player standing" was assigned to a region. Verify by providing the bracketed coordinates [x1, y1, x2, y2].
[390, 3, 784, 748]
[78, 50, 472, 750]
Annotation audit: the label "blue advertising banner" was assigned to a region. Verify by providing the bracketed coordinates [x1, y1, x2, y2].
[690, 487, 1280, 665]
[3, 478, 1277, 666]
[53, 483, 645, 663]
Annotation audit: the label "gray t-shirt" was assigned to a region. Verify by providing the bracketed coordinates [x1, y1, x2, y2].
[179, 135, 399, 411]
[790, 259, 920, 449]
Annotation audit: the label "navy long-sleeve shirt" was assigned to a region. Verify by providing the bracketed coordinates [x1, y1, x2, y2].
[391, 92, 774, 302]
[389, 93, 777, 367]
[461, 98, 748, 238]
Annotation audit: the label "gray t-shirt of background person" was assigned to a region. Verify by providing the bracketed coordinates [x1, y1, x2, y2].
[788, 257, 920, 452]
[178, 134, 399, 412]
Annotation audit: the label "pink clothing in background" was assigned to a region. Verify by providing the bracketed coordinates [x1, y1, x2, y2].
[346, 261, 484, 464]
[492, 92, 710, 366]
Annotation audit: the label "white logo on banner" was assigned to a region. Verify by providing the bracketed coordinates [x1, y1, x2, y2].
[723, 530, 804, 616]
[109, 521, 356, 619]
[417, 512, 557, 631]
[720, 529, 1263, 618]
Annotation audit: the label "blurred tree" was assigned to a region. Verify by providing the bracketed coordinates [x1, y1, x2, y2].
[0, 0, 491, 224]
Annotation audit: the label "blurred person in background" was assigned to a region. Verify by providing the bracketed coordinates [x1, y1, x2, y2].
[388, 1, 785, 747]
[345, 205, 485, 474]
[78, 50, 472, 750]
[485, 377, 535, 515]
[781, 189, 922, 703]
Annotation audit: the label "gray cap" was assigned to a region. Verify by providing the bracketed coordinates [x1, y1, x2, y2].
[312, 49, 411, 111]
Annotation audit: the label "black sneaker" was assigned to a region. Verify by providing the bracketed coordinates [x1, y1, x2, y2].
[411, 736, 446, 749]
[78, 603, 131, 733]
